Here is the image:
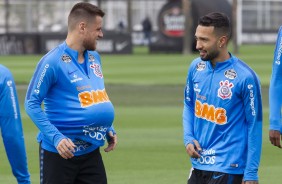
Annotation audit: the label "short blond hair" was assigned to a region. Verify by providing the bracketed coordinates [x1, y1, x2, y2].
[68, 2, 105, 31]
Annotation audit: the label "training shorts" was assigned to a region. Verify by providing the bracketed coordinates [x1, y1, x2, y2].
[188, 168, 243, 184]
[40, 146, 107, 184]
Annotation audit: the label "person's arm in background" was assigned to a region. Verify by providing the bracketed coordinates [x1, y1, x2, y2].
[0, 66, 30, 184]
[242, 74, 263, 183]
[269, 26, 282, 148]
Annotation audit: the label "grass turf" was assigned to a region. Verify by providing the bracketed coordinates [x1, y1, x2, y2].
[0, 45, 280, 184]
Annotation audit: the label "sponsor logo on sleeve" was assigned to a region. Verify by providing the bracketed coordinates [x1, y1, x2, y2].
[196, 61, 206, 71]
[34, 64, 49, 94]
[217, 80, 234, 100]
[185, 83, 191, 101]
[224, 69, 237, 79]
[7, 80, 12, 86]
[275, 37, 282, 65]
[7, 80, 18, 119]
[248, 84, 256, 116]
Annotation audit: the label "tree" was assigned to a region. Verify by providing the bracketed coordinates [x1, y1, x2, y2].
[182, 0, 192, 54]
[5, 0, 10, 33]
[127, 0, 132, 33]
[232, 0, 239, 54]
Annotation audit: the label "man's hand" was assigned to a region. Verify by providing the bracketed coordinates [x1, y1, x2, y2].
[56, 138, 76, 159]
[104, 131, 117, 152]
[269, 130, 282, 148]
[186, 140, 202, 158]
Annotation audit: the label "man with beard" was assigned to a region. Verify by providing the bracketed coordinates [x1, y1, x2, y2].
[25, 2, 117, 184]
[182, 12, 262, 184]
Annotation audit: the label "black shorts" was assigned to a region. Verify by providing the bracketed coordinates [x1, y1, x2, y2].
[40, 146, 107, 184]
[187, 168, 243, 184]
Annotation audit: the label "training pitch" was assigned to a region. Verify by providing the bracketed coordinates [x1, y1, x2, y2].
[0, 45, 280, 184]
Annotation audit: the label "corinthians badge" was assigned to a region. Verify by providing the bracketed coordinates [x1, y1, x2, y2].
[90, 63, 103, 78]
[218, 80, 234, 100]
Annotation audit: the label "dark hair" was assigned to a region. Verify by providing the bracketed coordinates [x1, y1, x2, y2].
[198, 12, 231, 39]
[68, 2, 105, 30]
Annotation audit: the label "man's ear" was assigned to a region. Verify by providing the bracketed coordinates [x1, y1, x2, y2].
[218, 36, 228, 48]
[78, 22, 86, 33]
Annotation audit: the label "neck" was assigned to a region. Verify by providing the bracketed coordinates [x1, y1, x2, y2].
[66, 35, 85, 63]
[211, 50, 230, 67]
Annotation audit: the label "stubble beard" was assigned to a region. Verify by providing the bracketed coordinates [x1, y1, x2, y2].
[200, 49, 220, 61]
[83, 38, 96, 51]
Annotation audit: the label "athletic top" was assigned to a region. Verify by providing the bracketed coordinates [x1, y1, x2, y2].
[269, 26, 282, 133]
[0, 64, 30, 184]
[183, 54, 262, 181]
[25, 42, 115, 156]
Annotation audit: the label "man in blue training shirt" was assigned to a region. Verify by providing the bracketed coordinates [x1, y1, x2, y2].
[269, 26, 282, 148]
[182, 12, 262, 184]
[25, 2, 117, 184]
[0, 64, 30, 184]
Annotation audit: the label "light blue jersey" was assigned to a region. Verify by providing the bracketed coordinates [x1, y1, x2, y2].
[183, 54, 262, 181]
[0, 64, 30, 184]
[25, 42, 115, 156]
[269, 26, 282, 133]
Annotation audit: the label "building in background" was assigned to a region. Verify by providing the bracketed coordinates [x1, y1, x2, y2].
[0, 0, 282, 55]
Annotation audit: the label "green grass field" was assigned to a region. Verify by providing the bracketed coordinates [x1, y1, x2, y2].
[0, 45, 280, 184]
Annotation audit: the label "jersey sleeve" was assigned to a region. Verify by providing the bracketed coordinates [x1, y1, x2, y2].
[106, 125, 116, 143]
[183, 64, 195, 147]
[242, 73, 263, 181]
[107, 125, 116, 134]
[269, 26, 282, 132]
[25, 57, 66, 148]
[0, 117, 31, 184]
[0, 67, 30, 184]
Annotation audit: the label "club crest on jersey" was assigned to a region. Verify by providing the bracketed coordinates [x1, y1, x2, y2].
[61, 54, 72, 63]
[224, 69, 237, 79]
[196, 61, 206, 71]
[88, 54, 95, 62]
[218, 80, 234, 100]
[90, 63, 103, 78]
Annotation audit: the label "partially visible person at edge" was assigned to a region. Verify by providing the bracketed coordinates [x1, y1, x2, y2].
[182, 12, 262, 184]
[269, 25, 282, 148]
[24, 2, 117, 184]
[0, 64, 31, 184]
